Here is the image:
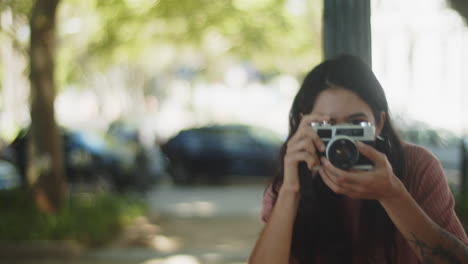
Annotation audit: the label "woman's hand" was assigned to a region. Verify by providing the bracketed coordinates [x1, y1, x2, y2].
[318, 141, 405, 201]
[283, 113, 328, 192]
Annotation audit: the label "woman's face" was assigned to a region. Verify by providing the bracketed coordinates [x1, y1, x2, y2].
[309, 87, 385, 135]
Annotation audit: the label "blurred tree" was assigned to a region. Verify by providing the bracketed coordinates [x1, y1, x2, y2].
[50, 0, 322, 126]
[0, 1, 32, 139]
[0, 0, 33, 18]
[29, 0, 67, 212]
[2, 0, 322, 110]
[0, 0, 322, 207]
[58, 0, 321, 82]
[449, 0, 468, 26]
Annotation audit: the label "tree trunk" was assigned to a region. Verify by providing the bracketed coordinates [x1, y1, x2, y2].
[323, 0, 372, 66]
[448, 0, 468, 26]
[29, 0, 66, 212]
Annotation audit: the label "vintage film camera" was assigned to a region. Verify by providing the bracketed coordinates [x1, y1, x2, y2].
[311, 121, 384, 170]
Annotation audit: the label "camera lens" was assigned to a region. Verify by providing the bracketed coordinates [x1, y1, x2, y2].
[326, 136, 359, 170]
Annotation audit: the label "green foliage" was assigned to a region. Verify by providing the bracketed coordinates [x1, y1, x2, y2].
[0, 189, 146, 247]
[454, 192, 468, 232]
[56, 0, 322, 83]
[1, 0, 322, 92]
[0, 0, 33, 15]
[86, 0, 293, 58]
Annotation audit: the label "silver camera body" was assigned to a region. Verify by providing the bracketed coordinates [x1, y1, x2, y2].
[311, 122, 376, 170]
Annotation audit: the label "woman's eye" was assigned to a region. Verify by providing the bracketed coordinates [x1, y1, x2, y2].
[351, 120, 367, 125]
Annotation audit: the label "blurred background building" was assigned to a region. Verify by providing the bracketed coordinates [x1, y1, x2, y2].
[372, 0, 468, 135]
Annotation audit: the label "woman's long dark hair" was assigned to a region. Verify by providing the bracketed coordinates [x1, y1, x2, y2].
[269, 55, 406, 263]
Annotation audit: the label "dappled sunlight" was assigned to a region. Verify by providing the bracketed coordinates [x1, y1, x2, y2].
[200, 252, 223, 263]
[140, 253, 249, 264]
[141, 254, 200, 264]
[151, 235, 182, 253]
[174, 200, 218, 218]
[113, 216, 161, 247]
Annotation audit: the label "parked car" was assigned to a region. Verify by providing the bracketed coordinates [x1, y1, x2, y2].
[161, 124, 282, 184]
[398, 125, 465, 170]
[0, 159, 21, 190]
[9, 127, 164, 192]
[106, 120, 167, 189]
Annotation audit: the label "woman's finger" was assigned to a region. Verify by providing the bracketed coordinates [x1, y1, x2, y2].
[318, 167, 340, 191]
[289, 126, 326, 153]
[286, 139, 321, 166]
[298, 113, 330, 129]
[285, 151, 317, 170]
[286, 137, 315, 155]
[319, 167, 364, 196]
[356, 141, 386, 167]
[321, 157, 369, 185]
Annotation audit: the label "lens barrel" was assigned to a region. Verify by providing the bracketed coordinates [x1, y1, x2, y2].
[326, 136, 359, 170]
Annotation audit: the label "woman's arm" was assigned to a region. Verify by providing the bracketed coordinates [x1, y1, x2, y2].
[249, 113, 328, 264]
[380, 184, 468, 263]
[248, 187, 300, 264]
[318, 141, 468, 264]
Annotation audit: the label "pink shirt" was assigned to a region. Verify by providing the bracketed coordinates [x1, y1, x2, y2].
[261, 143, 468, 263]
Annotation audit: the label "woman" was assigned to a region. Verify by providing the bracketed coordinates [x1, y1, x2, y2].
[248, 55, 468, 263]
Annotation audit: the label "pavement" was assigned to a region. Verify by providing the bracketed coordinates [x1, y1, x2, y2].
[2, 169, 463, 264]
[2, 177, 269, 264]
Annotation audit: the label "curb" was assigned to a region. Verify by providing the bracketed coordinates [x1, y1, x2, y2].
[0, 240, 85, 259]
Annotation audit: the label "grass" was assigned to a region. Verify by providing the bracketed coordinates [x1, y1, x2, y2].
[0, 188, 146, 247]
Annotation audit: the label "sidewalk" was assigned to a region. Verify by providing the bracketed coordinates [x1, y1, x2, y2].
[3, 182, 267, 264]
[3, 169, 461, 264]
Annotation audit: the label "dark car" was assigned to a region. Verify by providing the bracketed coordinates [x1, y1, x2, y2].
[398, 126, 464, 170]
[9, 127, 163, 192]
[63, 131, 122, 190]
[0, 159, 21, 190]
[161, 124, 282, 184]
[106, 120, 168, 189]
